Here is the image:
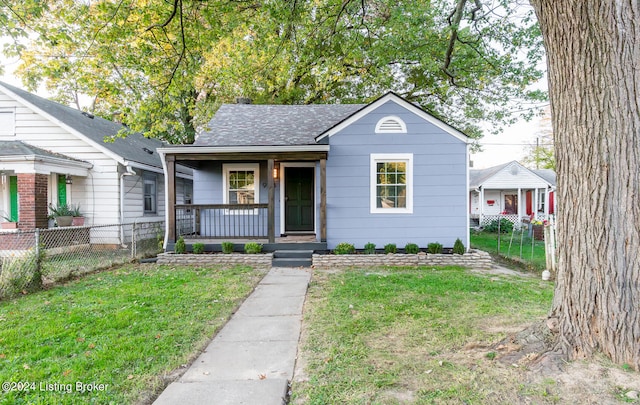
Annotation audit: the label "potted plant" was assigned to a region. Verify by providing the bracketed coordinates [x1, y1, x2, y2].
[48, 203, 74, 227]
[1, 211, 17, 229]
[70, 204, 85, 226]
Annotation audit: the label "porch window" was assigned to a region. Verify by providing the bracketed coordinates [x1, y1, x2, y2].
[223, 163, 259, 213]
[143, 171, 157, 214]
[370, 154, 413, 214]
[504, 194, 518, 214]
[538, 190, 546, 212]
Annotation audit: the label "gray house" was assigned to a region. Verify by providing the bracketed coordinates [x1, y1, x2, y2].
[159, 92, 470, 251]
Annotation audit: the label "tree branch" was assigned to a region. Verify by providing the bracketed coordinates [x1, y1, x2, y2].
[145, 0, 180, 32]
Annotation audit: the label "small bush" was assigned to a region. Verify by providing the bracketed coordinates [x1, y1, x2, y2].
[221, 241, 234, 254]
[484, 218, 513, 233]
[363, 242, 376, 254]
[174, 236, 186, 254]
[453, 238, 465, 255]
[334, 242, 356, 255]
[384, 243, 397, 254]
[427, 242, 443, 254]
[404, 243, 420, 254]
[244, 242, 263, 254]
[192, 243, 205, 254]
[0, 248, 43, 299]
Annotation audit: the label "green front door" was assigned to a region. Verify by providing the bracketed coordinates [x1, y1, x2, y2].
[57, 174, 67, 206]
[9, 176, 18, 222]
[284, 167, 314, 232]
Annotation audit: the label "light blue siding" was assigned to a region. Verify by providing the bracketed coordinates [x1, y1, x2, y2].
[193, 161, 282, 237]
[325, 100, 468, 249]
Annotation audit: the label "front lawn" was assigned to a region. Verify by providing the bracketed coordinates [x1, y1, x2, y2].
[293, 266, 554, 404]
[471, 230, 547, 271]
[0, 264, 264, 404]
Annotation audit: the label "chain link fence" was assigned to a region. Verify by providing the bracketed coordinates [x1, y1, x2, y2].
[0, 221, 164, 299]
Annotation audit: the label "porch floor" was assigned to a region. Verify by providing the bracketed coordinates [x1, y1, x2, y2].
[183, 234, 318, 244]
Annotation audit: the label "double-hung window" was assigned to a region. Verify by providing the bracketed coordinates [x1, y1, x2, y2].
[143, 172, 157, 214]
[370, 154, 413, 214]
[0, 109, 15, 136]
[223, 163, 259, 214]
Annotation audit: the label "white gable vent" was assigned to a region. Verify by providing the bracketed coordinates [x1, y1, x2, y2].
[375, 116, 407, 133]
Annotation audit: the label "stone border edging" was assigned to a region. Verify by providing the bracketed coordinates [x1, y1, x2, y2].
[312, 250, 492, 269]
[157, 253, 273, 270]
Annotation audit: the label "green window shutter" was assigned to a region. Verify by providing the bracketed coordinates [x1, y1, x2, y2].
[9, 176, 18, 222]
[57, 174, 67, 205]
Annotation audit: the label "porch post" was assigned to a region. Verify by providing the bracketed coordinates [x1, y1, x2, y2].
[267, 159, 275, 243]
[320, 158, 327, 242]
[479, 187, 484, 225]
[534, 188, 539, 219]
[166, 155, 176, 244]
[517, 187, 522, 225]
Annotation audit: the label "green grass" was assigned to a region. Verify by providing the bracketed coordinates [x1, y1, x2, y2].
[0, 264, 264, 404]
[293, 267, 554, 404]
[471, 230, 547, 271]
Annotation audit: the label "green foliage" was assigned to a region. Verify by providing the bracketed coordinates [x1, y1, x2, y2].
[244, 242, 262, 254]
[174, 236, 186, 254]
[192, 242, 205, 254]
[333, 242, 356, 255]
[484, 218, 514, 234]
[221, 241, 234, 254]
[48, 203, 74, 217]
[0, 248, 43, 299]
[384, 243, 397, 254]
[453, 238, 466, 255]
[1, 0, 546, 144]
[427, 242, 444, 254]
[363, 242, 376, 255]
[404, 243, 420, 254]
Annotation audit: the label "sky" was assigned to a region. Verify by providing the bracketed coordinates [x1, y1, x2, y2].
[1, 51, 547, 170]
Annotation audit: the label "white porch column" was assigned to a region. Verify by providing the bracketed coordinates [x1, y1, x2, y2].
[517, 187, 522, 224]
[479, 187, 485, 224]
[534, 188, 539, 219]
[545, 187, 550, 217]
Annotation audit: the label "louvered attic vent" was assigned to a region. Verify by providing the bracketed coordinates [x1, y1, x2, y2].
[375, 116, 407, 133]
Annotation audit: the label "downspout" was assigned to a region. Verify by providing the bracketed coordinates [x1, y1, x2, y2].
[119, 164, 136, 246]
[158, 149, 170, 250]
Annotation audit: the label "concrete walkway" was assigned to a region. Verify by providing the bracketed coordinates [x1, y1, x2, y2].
[153, 267, 311, 405]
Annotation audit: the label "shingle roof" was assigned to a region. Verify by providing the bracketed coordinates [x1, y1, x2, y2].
[532, 169, 556, 186]
[469, 161, 513, 189]
[194, 103, 366, 146]
[0, 140, 89, 163]
[0, 81, 165, 169]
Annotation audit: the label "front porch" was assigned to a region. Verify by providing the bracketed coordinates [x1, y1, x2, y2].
[162, 147, 329, 250]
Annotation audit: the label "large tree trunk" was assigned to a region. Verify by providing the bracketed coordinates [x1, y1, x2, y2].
[529, 1, 640, 369]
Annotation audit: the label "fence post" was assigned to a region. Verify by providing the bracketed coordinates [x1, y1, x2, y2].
[131, 222, 136, 259]
[35, 228, 40, 258]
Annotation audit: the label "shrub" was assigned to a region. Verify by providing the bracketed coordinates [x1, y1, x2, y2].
[221, 241, 234, 254]
[427, 242, 443, 254]
[484, 218, 513, 233]
[363, 242, 376, 254]
[192, 243, 205, 254]
[244, 242, 263, 254]
[453, 238, 466, 255]
[174, 236, 186, 254]
[0, 248, 43, 299]
[334, 242, 356, 255]
[384, 243, 397, 254]
[404, 243, 420, 254]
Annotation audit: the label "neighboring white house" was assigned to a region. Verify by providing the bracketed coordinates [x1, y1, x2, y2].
[469, 160, 556, 227]
[0, 81, 192, 232]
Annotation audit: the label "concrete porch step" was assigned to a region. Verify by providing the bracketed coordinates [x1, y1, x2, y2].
[272, 250, 313, 268]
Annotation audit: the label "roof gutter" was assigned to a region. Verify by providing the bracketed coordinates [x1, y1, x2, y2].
[157, 145, 331, 155]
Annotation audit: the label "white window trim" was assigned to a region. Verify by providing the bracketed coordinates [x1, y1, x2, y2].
[143, 171, 158, 215]
[0, 109, 16, 137]
[375, 115, 407, 133]
[222, 163, 260, 215]
[370, 153, 413, 214]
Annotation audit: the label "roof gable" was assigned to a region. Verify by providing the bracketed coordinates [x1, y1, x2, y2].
[0, 81, 165, 169]
[470, 161, 555, 189]
[315, 92, 469, 143]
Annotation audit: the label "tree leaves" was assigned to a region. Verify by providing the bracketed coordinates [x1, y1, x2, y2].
[1, 0, 547, 143]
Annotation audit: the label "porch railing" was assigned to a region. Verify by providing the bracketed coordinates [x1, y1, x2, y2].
[176, 204, 269, 239]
